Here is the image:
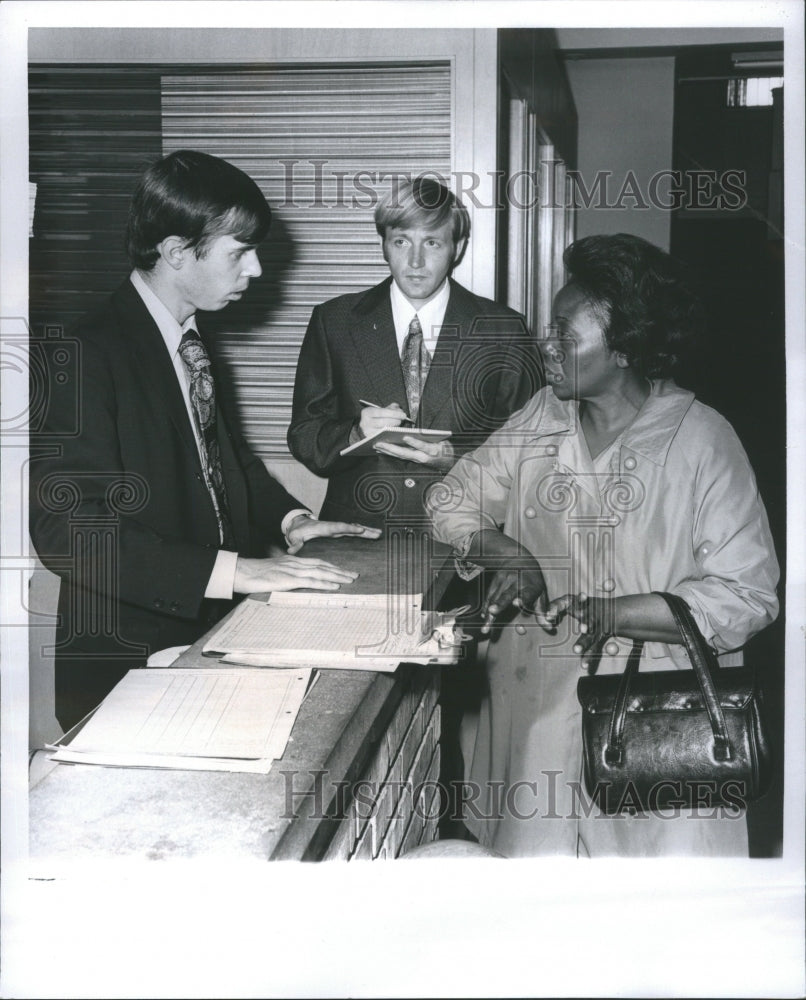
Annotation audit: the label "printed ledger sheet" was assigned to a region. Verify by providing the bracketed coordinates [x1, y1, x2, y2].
[48, 667, 311, 773]
[203, 592, 457, 670]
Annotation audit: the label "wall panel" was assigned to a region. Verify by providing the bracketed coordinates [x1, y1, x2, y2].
[162, 63, 452, 457]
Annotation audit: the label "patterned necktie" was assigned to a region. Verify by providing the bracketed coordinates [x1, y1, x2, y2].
[178, 328, 236, 549]
[400, 314, 431, 421]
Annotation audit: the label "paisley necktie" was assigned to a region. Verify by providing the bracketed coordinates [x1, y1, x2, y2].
[178, 328, 235, 549]
[400, 313, 431, 421]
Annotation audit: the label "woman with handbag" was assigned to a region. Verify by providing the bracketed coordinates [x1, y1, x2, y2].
[427, 233, 779, 857]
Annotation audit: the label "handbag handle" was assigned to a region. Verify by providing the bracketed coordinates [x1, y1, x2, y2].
[604, 591, 734, 766]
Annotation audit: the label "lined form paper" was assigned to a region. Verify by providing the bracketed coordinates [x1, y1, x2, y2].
[203, 592, 440, 667]
[49, 667, 311, 773]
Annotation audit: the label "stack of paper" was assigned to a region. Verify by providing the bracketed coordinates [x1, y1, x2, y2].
[202, 592, 461, 670]
[48, 667, 311, 774]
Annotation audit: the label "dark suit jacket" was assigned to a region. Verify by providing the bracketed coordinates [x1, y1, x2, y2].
[288, 277, 543, 527]
[29, 278, 302, 726]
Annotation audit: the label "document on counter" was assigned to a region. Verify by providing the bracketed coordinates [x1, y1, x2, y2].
[48, 667, 311, 773]
[202, 592, 460, 670]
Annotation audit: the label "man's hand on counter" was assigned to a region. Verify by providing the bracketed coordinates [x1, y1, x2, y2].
[233, 554, 360, 594]
[285, 513, 382, 554]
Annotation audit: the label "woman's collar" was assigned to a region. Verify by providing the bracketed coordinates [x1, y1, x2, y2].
[527, 380, 696, 466]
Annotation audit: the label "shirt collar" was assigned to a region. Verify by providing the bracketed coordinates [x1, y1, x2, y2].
[129, 270, 198, 354]
[389, 277, 450, 347]
[530, 379, 696, 466]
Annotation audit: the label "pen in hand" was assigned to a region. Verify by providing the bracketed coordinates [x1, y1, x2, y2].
[358, 400, 414, 424]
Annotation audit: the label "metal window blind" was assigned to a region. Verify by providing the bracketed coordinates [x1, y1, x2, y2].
[29, 67, 164, 334]
[162, 64, 452, 458]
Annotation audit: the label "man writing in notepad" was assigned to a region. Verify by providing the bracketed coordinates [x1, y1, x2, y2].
[287, 177, 542, 838]
[29, 150, 380, 729]
[288, 176, 543, 528]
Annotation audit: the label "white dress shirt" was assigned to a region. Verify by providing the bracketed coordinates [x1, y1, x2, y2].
[129, 271, 309, 600]
[389, 277, 450, 356]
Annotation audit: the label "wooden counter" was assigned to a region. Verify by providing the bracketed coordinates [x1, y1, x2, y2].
[28, 532, 458, 864]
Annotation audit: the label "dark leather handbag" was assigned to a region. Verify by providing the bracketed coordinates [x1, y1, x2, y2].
[576, 591, 772, 814]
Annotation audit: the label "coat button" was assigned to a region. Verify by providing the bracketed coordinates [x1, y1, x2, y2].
[404, 478, 416, 488]
[624, 456, 636, 470]
[153, 598, 164, 609]
[170, 601, 181, 612]
[546, 444, 558, 456]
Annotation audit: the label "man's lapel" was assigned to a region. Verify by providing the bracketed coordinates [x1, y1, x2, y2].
[112, 280, 200, 461]
[348, 277, 409, 409]
[419, 279, 472, 428]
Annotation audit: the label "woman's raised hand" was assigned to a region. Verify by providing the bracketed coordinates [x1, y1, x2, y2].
[469, 530, 550, 634]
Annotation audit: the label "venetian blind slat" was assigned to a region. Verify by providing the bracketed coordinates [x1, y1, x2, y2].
[162, 63, 452, 459]
[29, 68, 164, 334]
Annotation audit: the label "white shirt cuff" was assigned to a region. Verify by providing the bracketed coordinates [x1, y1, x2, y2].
[204, 548, 239, 601]
[205, 510, 315, 600]
[282, 508, 315, 546]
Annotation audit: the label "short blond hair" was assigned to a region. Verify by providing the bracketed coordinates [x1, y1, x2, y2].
[374, 175, 470, 244]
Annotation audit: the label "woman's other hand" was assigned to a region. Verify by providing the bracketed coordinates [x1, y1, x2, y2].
[545, 592, 682, 667]
[545, 593, 616, 668]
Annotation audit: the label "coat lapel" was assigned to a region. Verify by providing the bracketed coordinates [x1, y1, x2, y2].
[111, 280, 201, 464]
[419, 279, 472, 428]
[348, 277, 409, 409]
[347, 277, 480, 428]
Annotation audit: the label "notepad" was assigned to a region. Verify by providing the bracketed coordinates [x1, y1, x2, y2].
[202, 592, 460, 671]
[339, 426, 451, 458]
[48, 667, 311, 773]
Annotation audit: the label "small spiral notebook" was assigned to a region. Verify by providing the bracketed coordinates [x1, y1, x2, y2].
[339, 426, 451, 457]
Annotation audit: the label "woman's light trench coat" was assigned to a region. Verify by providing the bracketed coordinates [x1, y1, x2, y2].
[429, 380, 779, 857]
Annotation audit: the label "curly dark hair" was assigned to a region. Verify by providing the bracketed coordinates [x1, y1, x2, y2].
[562, 234, 705, 378]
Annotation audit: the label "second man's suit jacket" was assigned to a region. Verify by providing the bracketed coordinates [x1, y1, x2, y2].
[288, 277, 543, 528]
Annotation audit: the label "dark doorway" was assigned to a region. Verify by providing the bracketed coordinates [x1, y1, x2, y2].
[672, 44, 785, 857]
